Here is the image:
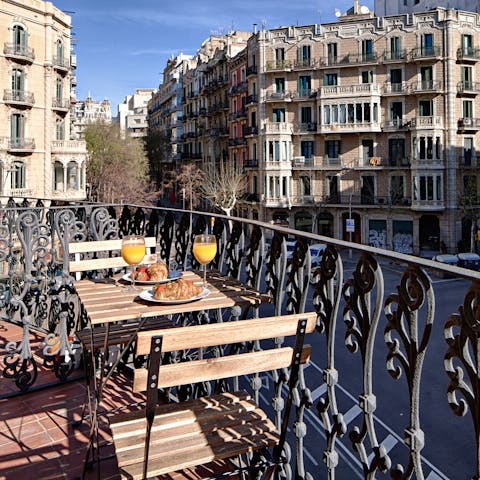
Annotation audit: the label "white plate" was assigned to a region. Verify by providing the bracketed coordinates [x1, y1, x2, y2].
[122, 270, 182, 285]
[138, 287, 210, 304]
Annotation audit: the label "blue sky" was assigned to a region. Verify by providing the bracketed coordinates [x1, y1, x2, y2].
[53, 0, 374, 114]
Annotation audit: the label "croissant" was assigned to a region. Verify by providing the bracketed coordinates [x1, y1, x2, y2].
[154, 279, 202, 300]
[147, 262, 169, 281]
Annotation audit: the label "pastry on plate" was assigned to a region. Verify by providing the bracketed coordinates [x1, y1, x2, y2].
[147, 262, 169, 281]
[154, 279, 202, 300]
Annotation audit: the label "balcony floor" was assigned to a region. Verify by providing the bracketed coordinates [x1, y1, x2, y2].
[0, 320, 236, 480]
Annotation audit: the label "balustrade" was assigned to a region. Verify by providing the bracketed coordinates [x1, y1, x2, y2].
[0, 200, 478, 479]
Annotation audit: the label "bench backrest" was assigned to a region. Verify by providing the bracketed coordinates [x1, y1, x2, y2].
[134, 312, 317, 392]
[68, 237, 157, 277]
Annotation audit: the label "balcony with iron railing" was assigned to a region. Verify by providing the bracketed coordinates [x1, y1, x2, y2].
[0, 201, 479, 479]
[265, 60, 293, 71]
[3, 137, 35, 152]
[52, 97, 71, 111]
[410, 45, 442, 60]
[382, 49, 408, 62]
[457, 81, 480, 95]
[53, 56, 70, 72]
[457, 46, 480, 61]
[3, 43, 35, 62]
[410, 80, 443, 93]
[3, 89, 35, 107]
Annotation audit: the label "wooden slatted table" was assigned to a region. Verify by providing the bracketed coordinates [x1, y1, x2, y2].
[75, 270, 239, 325]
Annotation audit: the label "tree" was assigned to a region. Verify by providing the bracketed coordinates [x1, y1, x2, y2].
[144, 130, 171, 188]
[200, 160, 247, 216]
[176, 163, 205, 210]
[84, 121, 158, 204]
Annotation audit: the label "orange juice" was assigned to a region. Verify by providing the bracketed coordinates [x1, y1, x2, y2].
[121, 244, 146, 265]
[193, 242, 217, 265]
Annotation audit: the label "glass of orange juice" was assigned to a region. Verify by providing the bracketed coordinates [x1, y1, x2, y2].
[121, 235, 146, 292]
[193, 234, 217, 288]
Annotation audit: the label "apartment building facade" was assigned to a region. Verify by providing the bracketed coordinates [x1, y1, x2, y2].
[235, 7, 480, 255]
[375, 0, 480, 17]
[73, 95, 112, 139]
[118, 88, 156, 139]
[0, 0, 86, 201]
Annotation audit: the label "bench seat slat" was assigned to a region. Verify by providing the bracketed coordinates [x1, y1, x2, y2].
[110, 392, 279, 480]
[110, 391, 251, 433]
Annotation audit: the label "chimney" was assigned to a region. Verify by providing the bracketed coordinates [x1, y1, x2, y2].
[353, 0, 359, 14]
[253, 23, 257, 34]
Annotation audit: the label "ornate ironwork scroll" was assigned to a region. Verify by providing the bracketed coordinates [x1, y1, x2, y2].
[211, 217, 227, 272]
[384, 265, 434, 479]
[312, 246, 346, 477]
[285, 238, 309, 315]
[174, 213, 191, 269]
[244, 224, 264, 291]
[3, 210, 50, 391]
[445, 280, 480, 480]
[343, 253, 391, 477]
[265, 231, 288, 315]
[224, 220, 244, 280]
[158, 211, 175, 264]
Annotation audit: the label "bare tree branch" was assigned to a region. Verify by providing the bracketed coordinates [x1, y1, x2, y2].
[200, 161, 247, 216]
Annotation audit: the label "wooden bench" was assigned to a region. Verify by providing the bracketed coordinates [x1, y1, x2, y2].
[108, 311, 317, 480]
[71, 237, 168, 360]
[69, 237, 157, 280]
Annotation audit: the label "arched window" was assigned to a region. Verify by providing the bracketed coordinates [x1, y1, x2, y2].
[67, 161, 78, 189]
[12, 25, 27, 52]
[53, 161, 64, 191]
[11, 161, 25, 189]
[56, 39, 64, 66]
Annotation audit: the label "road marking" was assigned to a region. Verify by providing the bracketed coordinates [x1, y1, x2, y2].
[343, 405, 362, 425]
[426, 471, 447, 479]
[367, 434, 398, 464]
[311, 383, 328, 401]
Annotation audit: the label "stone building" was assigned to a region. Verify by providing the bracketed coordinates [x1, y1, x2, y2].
[236, 6, 480, 256]
[148, 52, 194, 188]
[375, 0, 480, 17]
[0, 0, 87, 201]
[117, 88, 156, 139]
[73, 95, 112, 139]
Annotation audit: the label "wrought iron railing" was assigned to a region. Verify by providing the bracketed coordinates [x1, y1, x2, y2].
[0, 199, 479, 479]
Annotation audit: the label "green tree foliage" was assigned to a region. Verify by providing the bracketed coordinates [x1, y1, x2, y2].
[84, 121, 157, 204]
